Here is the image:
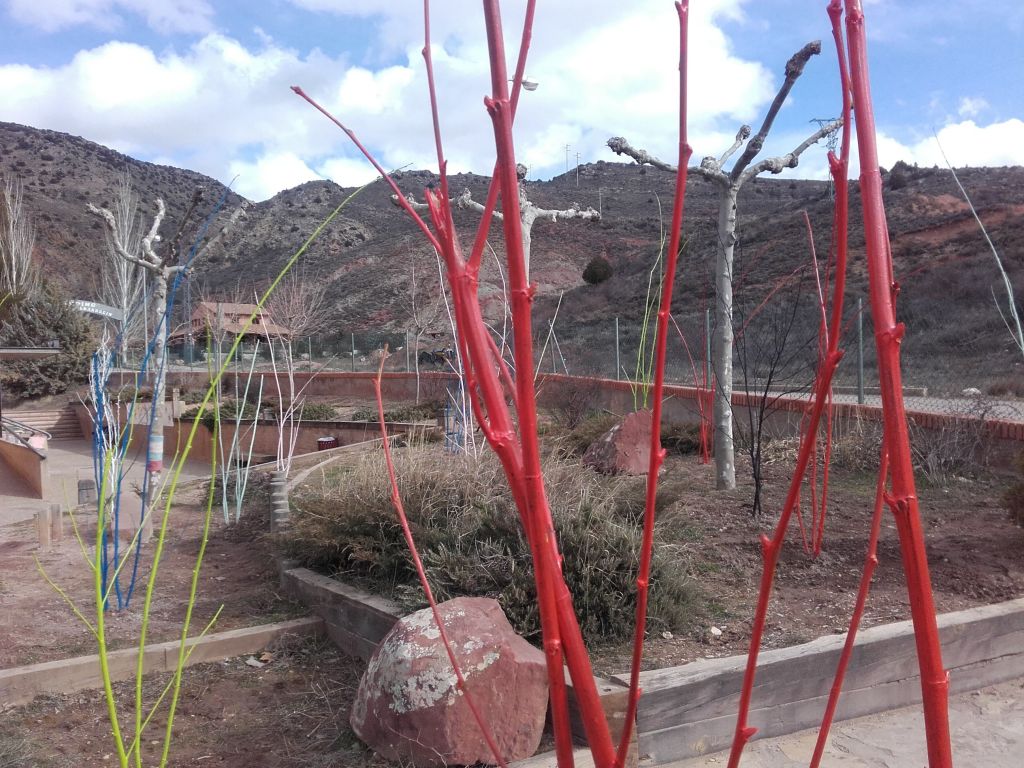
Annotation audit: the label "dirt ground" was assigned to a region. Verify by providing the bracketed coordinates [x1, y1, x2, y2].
[0, 636, 384, 768]
[0, 481, 304, 669]
[589, 451, 1024, 675]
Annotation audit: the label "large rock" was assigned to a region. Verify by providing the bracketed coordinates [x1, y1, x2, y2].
[582, 409, 653, 475]
[350, 597, 548, 767]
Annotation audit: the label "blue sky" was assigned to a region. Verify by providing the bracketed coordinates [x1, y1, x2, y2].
[1, 0, 1021, 200]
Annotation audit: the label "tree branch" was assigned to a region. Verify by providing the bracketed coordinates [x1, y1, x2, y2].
[607, 136, 678, 173]
[730, 40, 822, 182]
[87, 202, 161, 272]
[737, 118, 842, 183]
[608, 136, 729, 185]
[196, 202, 248, 259]
[718, 125, 752, 167]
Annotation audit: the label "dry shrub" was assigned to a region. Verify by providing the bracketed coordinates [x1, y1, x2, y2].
[986, 375, 1024, 398]
[830, 416, 884, 472]
[909, 399, 994, 482]
[283, 447, 696, 644]
[660, 421, 702, 456]
[559, 411, 619, 457]
[1003, 453, 1024, 528]
[545, 377, 604, 429]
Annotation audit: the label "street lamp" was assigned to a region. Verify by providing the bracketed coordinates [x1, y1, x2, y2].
[509, 77, 538, 91]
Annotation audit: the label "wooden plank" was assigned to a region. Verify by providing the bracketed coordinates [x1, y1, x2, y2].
[281, 568, 403, 658]
[0, 617, 323, 707]
[619, 598, 1024, 734]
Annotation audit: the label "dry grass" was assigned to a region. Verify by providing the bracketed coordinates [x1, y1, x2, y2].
[283, 446, 697, 644]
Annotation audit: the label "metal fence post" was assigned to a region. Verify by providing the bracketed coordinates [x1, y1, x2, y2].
[704, 308, 711, 388]
[615, 317, 620, 380]
[857, 297, 865, 404]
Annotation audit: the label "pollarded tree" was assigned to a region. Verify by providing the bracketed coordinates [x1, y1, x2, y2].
[608, 41, 841, 489]
[394, 163, 601, 280]
[87, 191, 246, 534]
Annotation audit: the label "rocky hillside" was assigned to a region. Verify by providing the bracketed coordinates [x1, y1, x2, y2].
[2, 121, 1022, 389]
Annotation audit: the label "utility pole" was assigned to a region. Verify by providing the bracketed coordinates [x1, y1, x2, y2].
[575, 152, 581, 187]
[564, 144, 570, 174]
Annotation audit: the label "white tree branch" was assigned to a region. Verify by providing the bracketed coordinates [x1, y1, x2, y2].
[737, 118, 842, 184]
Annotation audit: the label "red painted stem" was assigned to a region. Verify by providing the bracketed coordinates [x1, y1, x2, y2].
[617, 4, 692, 767]
[843, 2, 952, 765]
[809, 448, 888, 766]
[373, 355, 509, 768]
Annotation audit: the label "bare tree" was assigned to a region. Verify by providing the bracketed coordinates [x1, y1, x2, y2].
[608, 41, 841, 489]
[264, 269, 333, 340]
[394, 164, 600, 279]
[734, 278, 816, 517]
[88, 191, 246, 535]
[0, 175, 38, 300]
[407, 263, 445, 403]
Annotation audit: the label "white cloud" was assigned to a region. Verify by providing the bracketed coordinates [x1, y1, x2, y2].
[957, 96, 989, 119]
[5, 0, 214, 34]
[0, 1, 797, 200]
[228, 151, 320, 202]
[879, 119, 1024, 169]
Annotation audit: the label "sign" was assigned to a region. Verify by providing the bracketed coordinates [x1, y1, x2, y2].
[71, 300, 124, 322]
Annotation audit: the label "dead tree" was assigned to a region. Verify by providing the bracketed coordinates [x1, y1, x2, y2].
[608, 41, 841, 490]
[88, 191, 245, 532]
[394, 164, 601, 279]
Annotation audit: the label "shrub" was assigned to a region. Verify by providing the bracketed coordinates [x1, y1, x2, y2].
[545, 377, 603, 429]
[301, 402, 338, 421]
[582, 255, 613, 284]
[888, 160, 912, 191]
[560, 411, 619, 457]
[1003, 453, 1024, 528]
[0, 286, 92, 401]
[661, 421, 701, 456]
[283, 448, 697, 643]
[350, 401, 442, 422]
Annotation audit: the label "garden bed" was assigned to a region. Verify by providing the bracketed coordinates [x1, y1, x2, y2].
[0, 482, 305, 670]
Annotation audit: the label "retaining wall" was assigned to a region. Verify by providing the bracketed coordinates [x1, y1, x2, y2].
[618, 597, 1024, 763]
[72, 402, 435, 464]
[0, 437, 48, 498]
[122, 371, 1024, 453]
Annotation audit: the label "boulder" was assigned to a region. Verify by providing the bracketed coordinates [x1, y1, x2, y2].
[351, 597, 548, 767]
[582, 409, 653, 475]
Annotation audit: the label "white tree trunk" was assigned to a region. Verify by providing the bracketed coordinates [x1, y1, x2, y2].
[141, 268, 170, 540]
[713, 185, 739, 490]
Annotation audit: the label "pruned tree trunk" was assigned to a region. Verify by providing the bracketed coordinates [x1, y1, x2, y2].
[713, 185, 739, 489]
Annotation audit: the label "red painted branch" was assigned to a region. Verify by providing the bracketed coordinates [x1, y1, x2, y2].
[843, 2, 952, 765]
[372, 353, 509, 768]
[617, 5, 692, 767]
[810, 448, 888, 766]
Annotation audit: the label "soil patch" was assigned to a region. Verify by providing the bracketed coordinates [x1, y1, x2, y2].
[0, 484, 305, 669]
[0, 637, 384, 768]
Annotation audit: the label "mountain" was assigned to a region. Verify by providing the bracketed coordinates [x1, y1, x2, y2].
[2, 121, 1022, 391]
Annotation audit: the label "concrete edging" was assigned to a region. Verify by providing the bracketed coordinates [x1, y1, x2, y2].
[0, 616, 323, 707]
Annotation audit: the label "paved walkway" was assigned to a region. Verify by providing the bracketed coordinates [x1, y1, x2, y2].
[667, 678, 1024, 767]
[0, 439, 209, 529]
